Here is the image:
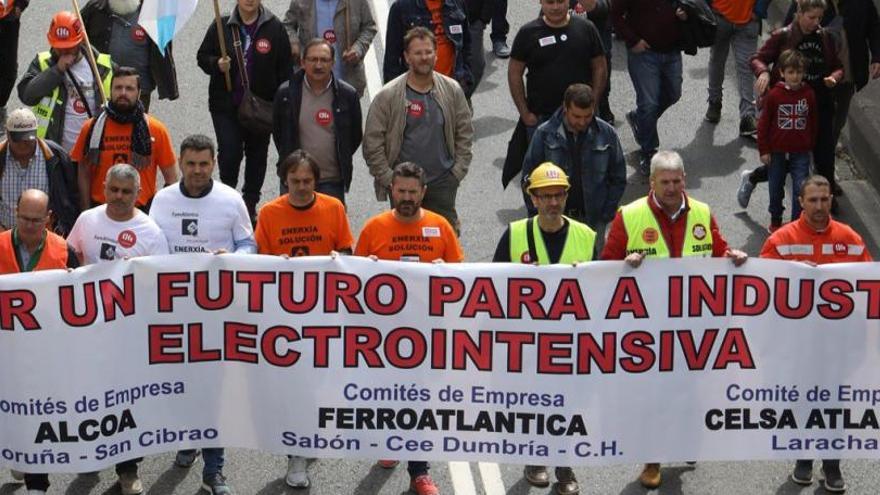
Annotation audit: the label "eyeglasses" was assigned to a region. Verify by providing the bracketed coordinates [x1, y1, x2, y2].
[533, 192, 567, 202]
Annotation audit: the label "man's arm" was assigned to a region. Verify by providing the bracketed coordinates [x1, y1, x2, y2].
[17, 55, 65, 105]
[508, 58, 536, 125]
[589, 54, 607, 104]
[362, 94, 394, 189]
[160, 165, 178, 186]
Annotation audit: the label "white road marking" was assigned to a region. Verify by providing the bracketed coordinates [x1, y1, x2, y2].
[478, 462, 507, 495]
[448, 461, 478, 495]
[364, 0, 390, 99]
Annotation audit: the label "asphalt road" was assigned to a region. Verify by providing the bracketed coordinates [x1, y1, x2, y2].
[3, 0, 880, 494]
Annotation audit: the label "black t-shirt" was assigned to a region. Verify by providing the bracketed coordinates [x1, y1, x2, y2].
[493, 218, 571, 263]
[511, 15, 605, 116]
[797, 32, 828, 89]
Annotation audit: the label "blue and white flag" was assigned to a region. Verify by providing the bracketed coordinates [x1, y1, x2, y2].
[139, 0, 199, 55]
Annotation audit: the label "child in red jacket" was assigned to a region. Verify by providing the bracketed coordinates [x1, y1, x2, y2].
[757, 49, 817, 232]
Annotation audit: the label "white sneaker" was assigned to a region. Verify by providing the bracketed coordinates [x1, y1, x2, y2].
[118, 472, 144, 495]
[285, 456, 310, 488]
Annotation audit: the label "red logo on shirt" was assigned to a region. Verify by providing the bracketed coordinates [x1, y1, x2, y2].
[573, 3, 586, 14]
[407, 101, 424, 118]
[323, 29, 337, 44]
[642, 228, 658, 244]
[255, 38, 271, 54]
[692, 223, 707, 241]
[520, 252, 532, 263]
[117, 230, 137, 248]
[131, 26, 147, 43]
[73, 97, 87, 114]
[315, 109, 333, 126]
[834, 243, 847, 254]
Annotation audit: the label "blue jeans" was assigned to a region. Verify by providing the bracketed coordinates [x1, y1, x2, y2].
[179, 448, 225, 477]
[627, 49, 683, 156]
[768, 152, 810, 222]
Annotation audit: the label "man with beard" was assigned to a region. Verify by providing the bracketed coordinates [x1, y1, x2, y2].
[363, 26, 472, 234]
[272, 39, 362, 203]
[71, 66, 177, 212]
[493, 163, 595, 495]
[66, 164, 168, 495]
[17, 10, 114, 151]
[80, 0, 179, 112]
[0, 0, 29, 136]
[354, 161, 462, 495]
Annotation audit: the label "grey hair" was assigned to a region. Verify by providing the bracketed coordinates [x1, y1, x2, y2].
[650, 150, 685, 178]
[105, 163, 141, 190]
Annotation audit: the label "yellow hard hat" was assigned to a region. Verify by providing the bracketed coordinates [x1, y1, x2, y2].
[527, 162, 570, 192]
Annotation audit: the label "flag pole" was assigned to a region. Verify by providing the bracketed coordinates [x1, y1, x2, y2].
[212, 0, 233, 92]
[71, 0, 107, 105]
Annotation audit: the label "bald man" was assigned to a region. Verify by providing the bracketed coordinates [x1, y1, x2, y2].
[1, 189, 77, 495]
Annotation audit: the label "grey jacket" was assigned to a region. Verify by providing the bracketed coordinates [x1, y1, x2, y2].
[283, 0, 377, 96]
[363, 72, 473, 200]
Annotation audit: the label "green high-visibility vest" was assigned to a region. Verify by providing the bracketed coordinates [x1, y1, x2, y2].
[620, 196, 714, 258]
[509, 216, 596, 264]
[33, 51, 113, 139]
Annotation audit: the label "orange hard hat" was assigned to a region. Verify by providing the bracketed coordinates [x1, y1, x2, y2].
[47, 11, 84, 49]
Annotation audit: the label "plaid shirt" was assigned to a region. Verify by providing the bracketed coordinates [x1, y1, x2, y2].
[0, 147, 49, 229]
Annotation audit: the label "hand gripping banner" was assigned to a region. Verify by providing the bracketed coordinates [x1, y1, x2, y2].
[1, 255, 879, 472]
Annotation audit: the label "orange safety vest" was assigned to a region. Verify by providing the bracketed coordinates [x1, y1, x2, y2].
[0, 0, 15, 20]
[0, 229, 69, 274]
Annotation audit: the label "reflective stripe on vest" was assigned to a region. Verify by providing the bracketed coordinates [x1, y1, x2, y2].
[509, 216, 596, 264]
[0, 230, 69, 274]
[621, 196, 714, 258]
[33, 51, 113, 139]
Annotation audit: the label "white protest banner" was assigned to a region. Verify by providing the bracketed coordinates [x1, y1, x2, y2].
[1, 255, 879, 473]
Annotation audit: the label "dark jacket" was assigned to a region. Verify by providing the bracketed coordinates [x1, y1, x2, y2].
[612, 0, 683, 52]
[79, 0, 179, 100]
[383, 0, 474, 96]
[197, 6, 292, 114]
[0, 138, 80, 236]
[678, 0, 718, 55]
[784, 0, 880, 90]
[521, 108, 627, 229]
[750, 22, 844, 88]
[467, 0, 494, 24]
[272, 70, 363, 191]
[17, 46, 114, 145]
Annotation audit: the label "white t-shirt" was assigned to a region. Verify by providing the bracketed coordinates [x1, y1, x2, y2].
[62, 57, 98, 152]
[149, 181, 254, 254]
[67, 205, 169, 264]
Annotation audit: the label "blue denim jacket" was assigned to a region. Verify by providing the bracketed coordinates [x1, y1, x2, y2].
[522, 107, 627, 229]
[383, 0, 474, 96]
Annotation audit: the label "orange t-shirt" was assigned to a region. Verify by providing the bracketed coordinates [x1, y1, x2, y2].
[760, 216, 873, 264]
[71, 115, 176, 206]
[355, 209, 464, 262]
[255, 193, 354, 257]
[712, 0, 755, 25]
[426, 0, 455, 77]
